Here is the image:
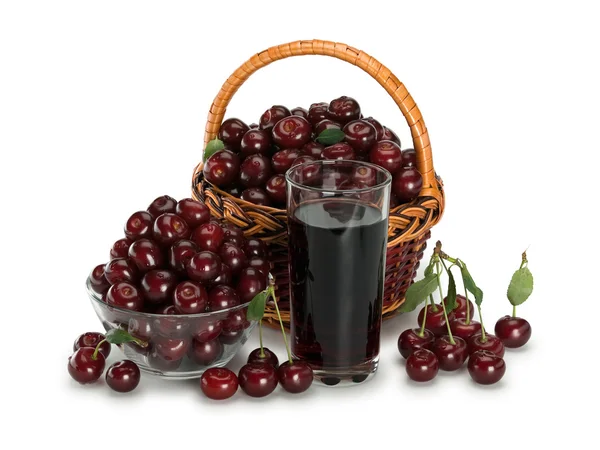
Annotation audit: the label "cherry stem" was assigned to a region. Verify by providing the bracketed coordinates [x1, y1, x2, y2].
[464, 285, 471, 324]
[429, 295, 438, 312]
[270, 286, 292, 363]
[435, 259, 455, 344]
[477, 303, 487, 341]
[258, 320, 265, 357]
[92, 339, 107, 360]
[512, 304, 517, 318]
[419, 295, 432, 337]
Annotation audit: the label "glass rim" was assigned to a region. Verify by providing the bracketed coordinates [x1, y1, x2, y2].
[285, 159, 392, 194]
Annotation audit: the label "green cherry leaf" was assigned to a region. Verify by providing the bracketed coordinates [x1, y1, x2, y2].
[399, 273, 439, 313]
[315, 128, 345, 145]
[246, 290, 269, 321]
[507, 267, 534, 306]
[445, 269, 457, 311]
[203, 138, 225, 161]
[460, 263, 484, 306]
[105, 329, 148, 347]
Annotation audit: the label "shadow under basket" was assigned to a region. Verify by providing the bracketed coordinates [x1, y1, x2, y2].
[191, 40, 445, 329]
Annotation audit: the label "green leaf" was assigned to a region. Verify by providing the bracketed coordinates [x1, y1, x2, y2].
[316, 128, 345, 145]
[460, 263, 484, 306]
[203, 138, 225, 161]
[424, 261, 434, 277]
[507, 267, 534, 306]
[105, 329, 148, 347]
[399, 273, 439, 313]
[246, 290, 269, 321]
[445, 269, 457, 311]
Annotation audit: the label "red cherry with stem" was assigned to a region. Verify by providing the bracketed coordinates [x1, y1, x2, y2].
[110, 238, 132, 260]
[247, 347, 280, 368]
[140, 269, 177, 305]
[124, 211, 154, 240]
[189, 338, 223, 365]
[450, 318, 482, 340]
[106, 360, 140, 393]
[173, 280, 208, 314]
[191, 222, 225, 253]
[370, 140, 402, 173]
[208, 285, 240, 311]
[467, 332, 505, 357]
[175, 198, 210, 228]
[327, 96, 361, 124]
[104, 257, 138, 285]
[380, 126, 401, 146]
[362, 117, 384, 140]
[89, 264, 111, 295]
[238, 363, 278, 397]
[73, 332, 111, 359]
[241, 187, 271, 206]
[68, 347, 106, 384]
[307, 102, 328, 126]
[186, 251, 222, 283]
[219, 242, 248, 275]
[168, 239, 199, 272]
[218, 118, 249, 148]
[444, 294, 475, 320]
[406, 348, 439, 382]
[200, 368, 238, 400]
[259, 105, 291, 131]
[343, 120, 377, 152]
[153, 213, 190, 247]
[277, 360, 313, 393]
[402, 148, 417, 167]
[397, 328, 435, 359]
[495, 315, 531, 348]
[106, 281, 144, 312]
[240, 128, 272, 157]
[203, 150, 241, 187]
[432, 335, 468, 371]
[417, 302, 455, 337]
[221, 223, 245, 247]
[321, 143, 355, 161]
[243, 238, 267, 258]
[302, 142, 324, 158]
[265, 174, 287, 205]
[147, 195, 177, 218]
[468, 350, 506, 385]
[128, 238, 164, 273]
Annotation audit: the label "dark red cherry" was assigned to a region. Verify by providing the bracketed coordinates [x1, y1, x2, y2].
[106, 360, 140, 393]
[89, 264, 111, 295]
[265, 175, 287, 205]
[240, 129, 272, 157]
[239, 154, 272, 188]
[468, 350, 506, 385]
[106, 281, 144, 312]
[238, 363, 278, 397]
[241, 187, 271, 206]
[272, 116, 312, 149]
[127, 317, 153, 341]
[147, 195, 177, 218]
[104, 258, 138, 285]
[153, 213, 190, 247]
[189, 338, 223, 365]
[327, 96, 361, 124]
[211, 263, 233, 287]
[147, 350, 182, 371]
[277, 360, 313, 393]
[128, 238, 164, 273]
[494, 316, 532, 348]
[260, 105, 291, 131]
[402, 148, 417, 167]
[390, 193, 400, 209]
[444, 294, 475, 320]
[307, 102, 329, 126]
[219, 328, 244, 345]
[175, 198, 210, 229]
[140, 269, 177, 305]
[467, 333, 505, 357]
[221, 223, 245, 247]
[397, 328, 435, 359]
[173, 280, 207, 314]
[154, 335, 190, 361]
[73, 332, 111, 359]
[124, 211, 153, 241]
[272, 149, 304, 174]
[154, 304, 189, 338]
[201, 367, 238, 400]
[223, 184, 243, 198]
[186, 251, 221, 283]
[222, 310, 249, 333]
[314, 119, 341, 136]
[343, 120, 377, 152]
[236, 267, 267, 303]
[432, 336, 468, 371]
[191, 222, 225, 253]
[302, 142, 324, 159]
[247, 347, 279, 368]
[219, 242, 248, 275]
[243, 238, 267, 258]
[203, 149, 241, 187]
[208, 285, 240, 311]
[291, 107, 309, 119]
[450, 318, 482, 340]
[321, 171, 350, 189]
[291, 159, 322, 187]
[68, 347, 106, 384]
[110, 238, 133, 260]
[351, 164, 378, 187]
[321, 142, 355, 161]
[218, 118, 249, 149]
[370, 140, 402, 173]
[248, 257, 270, 277]
[291, 155, 316, 168]
[168, 239, 199, 272]
[194, 320, 223, 343]
[405, 348, 439, 382]
[393, 167, 423, 203]
[362, 117, 384, 140]
[417, 304, 454, 337]
[380, 126, 401, 146]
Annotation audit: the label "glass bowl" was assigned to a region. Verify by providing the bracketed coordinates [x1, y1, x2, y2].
[86, 278, 257, 380]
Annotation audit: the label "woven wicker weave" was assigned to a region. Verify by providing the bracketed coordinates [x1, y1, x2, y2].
[192, 40, 445, 328]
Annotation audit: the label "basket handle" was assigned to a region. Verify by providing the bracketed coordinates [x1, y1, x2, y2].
[203, 40, 441, 202]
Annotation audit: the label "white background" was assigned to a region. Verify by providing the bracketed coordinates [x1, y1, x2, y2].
[1, 0, 598, 448]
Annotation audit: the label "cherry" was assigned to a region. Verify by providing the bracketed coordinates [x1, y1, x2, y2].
[219, 242, 248, 275]
[241, 187, 271, 206]
[211, 263, 233, 287]
[172, 280, 207, 314]
[89, 264, 111, 295]
[380, 126, 401, 146]
[343, 120, 377, 152]
[189, 338, 223, 365]
[236, 267, 267, 303]
[128, 238, 164, 273]
[444, 294, 475, 320]
[219, 328, 244, 345]
[247, 347, 279, 368]
[265, 175, 287, 205]
[175, 198, 210, 228]
[406, 348, 439, 382]
[327, 96, 361, 124]
[200, 368, 238, 400]
[467, 332, 505, 357]
[208, 285, 240, 311]
[362, 117, 384, 140]
[494, 316, 531, 348]
[450, 318, 482, 340]
[468, 350, 506, 385]
[291, 155, 316, 168]
[153, 213, 190, 247]
[291, 159, 322, 187]
[402, 148, 417, 167]
[140, 269, 177, 305]
[370, 140, 402, 173]
[110, 238, 132, 260]
[194, 320, 223, 342]
[106, 360, 141, 393]
[73, 332, 111, 359]
[240, 129, 272, 157]
[186, 251, 222, 283]
[393, 167, 423, 203]
[397, 328, 435, 359]
[203, 150, 241, 187]
[314, 118, 342, 135]
[221, 223, 245, 247]
[128, 317, 153, 341]
[239, 154, 273, 187]
[147, 195, 177, 218]
[249, 123, 258, 129]
[248, 256, 270, 277]
[389, 192, 400, 209]
[302, 141, 324, 159]
[417, 304, 455, 337]
[147, 349, 182, 371]
[218, 118, 249, 149]
[307, 102, 329, 126]
[124, 211, 154, 241]
[259, 105, 291, 131]
[243, 238, 267, 258]
[168, 239, 199, 272]
[68, 347, 106, 384]
[291, 107, 308, 119]
[154, 304, 189, 337]
[223, 184, 243, 197]
[154, 335, 190, 361]
[104, 258, 138, 285]
[223, 309, 249, 334]
[432, 336, 468, 371]
[106, 281, 144, 311]
[321, 142, 355, 161]
[238, 363, 278, 397]
[277, 360, 313, 393]
[272, 116, 312, 149]
[351, 165, 378, 187]
[191, 222, 225, 253]
[271, 149, 303, 174]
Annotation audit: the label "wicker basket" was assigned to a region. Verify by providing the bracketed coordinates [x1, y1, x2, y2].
[191, 40, 445, 328]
